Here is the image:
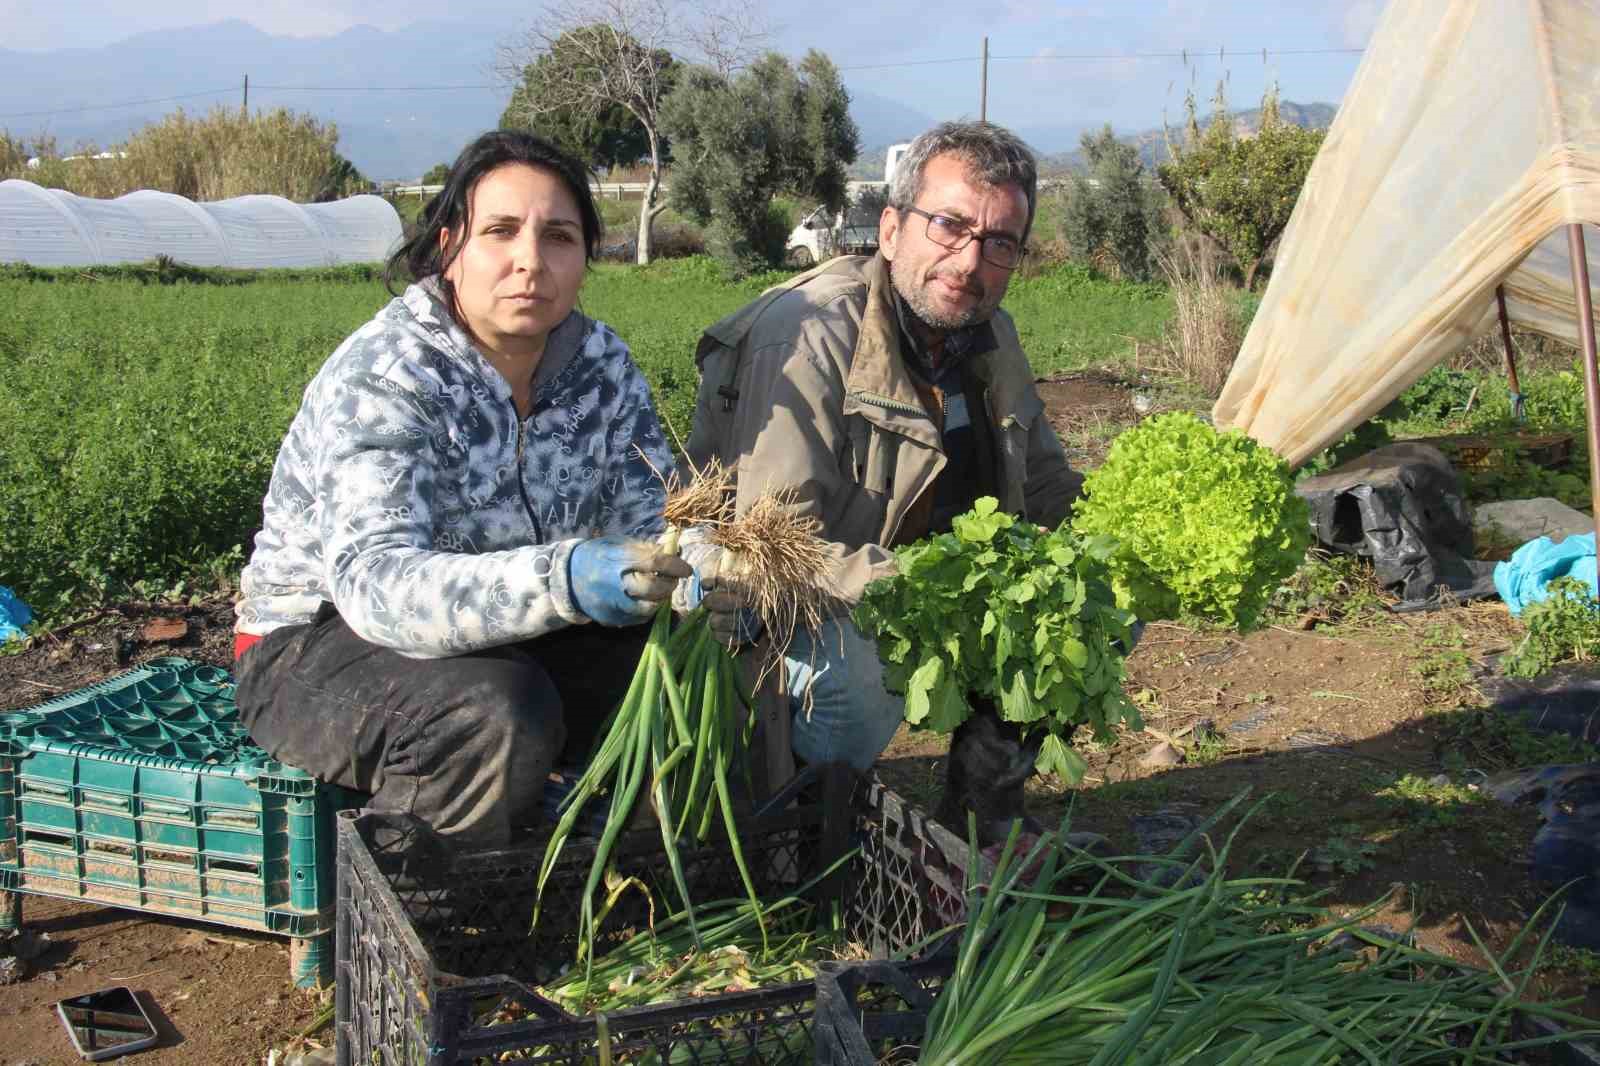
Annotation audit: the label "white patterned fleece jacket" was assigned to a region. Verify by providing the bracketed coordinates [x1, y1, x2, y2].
[236, 278, 675, 657]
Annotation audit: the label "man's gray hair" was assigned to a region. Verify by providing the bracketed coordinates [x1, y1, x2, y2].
[888, 121, 1038, 240]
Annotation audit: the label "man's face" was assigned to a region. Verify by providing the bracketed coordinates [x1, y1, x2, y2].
[879, 152, 1029, 333]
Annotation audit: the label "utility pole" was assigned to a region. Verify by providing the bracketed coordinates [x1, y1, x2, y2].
[242, 74, 249, 115]
[980, 37, 989, 121]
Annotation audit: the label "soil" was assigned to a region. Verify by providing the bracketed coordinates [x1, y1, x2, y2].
[0, 603, 332, 1066]
[1, 371, 1596, 1063]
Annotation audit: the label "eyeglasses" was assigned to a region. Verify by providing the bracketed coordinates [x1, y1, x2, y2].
[902, 206, 1026, 270]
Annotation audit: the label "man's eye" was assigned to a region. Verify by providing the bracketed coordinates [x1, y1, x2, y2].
[930, 215, 965, 233]
[987, 236, 1019, 254]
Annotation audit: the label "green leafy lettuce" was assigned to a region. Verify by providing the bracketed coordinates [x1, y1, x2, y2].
[1072, 412, 1312, 630]
[853, 498, 1141, 782]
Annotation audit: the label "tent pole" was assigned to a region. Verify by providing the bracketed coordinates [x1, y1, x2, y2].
[1496, 284, 1524, 421]
[1566, 223, 1600, 540]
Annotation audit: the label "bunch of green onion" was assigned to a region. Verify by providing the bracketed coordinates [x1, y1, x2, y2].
[535, 465, 833, 971]
[919, 797, 1599, 1064]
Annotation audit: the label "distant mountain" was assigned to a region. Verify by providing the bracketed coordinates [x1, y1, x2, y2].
[1042, 100, 1337, 175]
[845, 88, 937, 157]
[0, 20, 514, 182]
[4, 23, 955, 186]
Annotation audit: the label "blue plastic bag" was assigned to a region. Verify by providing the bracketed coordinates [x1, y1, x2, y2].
[1493, 533, 1598, 617]
[0, 584, 32, 643]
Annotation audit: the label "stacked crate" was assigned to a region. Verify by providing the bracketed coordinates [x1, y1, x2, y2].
[0, 657, 341, 987]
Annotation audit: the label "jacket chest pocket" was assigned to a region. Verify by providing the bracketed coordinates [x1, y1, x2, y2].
[995, 393, 1043, 504]
[844, 416, 897, 496]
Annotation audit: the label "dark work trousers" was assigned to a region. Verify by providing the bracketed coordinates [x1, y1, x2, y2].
[935, 699, 1052, 846]
[234, 605, 648, 849]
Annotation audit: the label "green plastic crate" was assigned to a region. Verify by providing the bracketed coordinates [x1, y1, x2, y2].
[0, 656, 340, 987]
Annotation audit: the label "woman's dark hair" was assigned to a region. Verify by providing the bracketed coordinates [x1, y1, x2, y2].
[384, 130, 604, 295]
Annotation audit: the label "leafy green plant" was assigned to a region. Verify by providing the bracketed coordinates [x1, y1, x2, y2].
[1311, 833, 1378, 876]
[1072, 411, 1313, 629]
[1434, 706, 1600, 772]
[1502, 577, 1600, 679]
[1412, 623, 1476, 706]
[1393, 365, 1479, 422]
[1376, 773, 1484, 831]
[854, 498, 1140, 782]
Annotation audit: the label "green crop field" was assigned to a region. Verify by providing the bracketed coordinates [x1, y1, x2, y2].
[0, 257, 1171, 614]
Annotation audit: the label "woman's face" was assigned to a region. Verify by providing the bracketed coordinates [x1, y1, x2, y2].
[441, 163, 586, 362]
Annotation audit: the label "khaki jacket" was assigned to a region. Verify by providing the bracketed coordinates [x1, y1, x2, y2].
[686, 254, 1082, 604]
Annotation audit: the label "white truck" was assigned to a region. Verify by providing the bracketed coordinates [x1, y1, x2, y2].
[784, 143, 910, 267]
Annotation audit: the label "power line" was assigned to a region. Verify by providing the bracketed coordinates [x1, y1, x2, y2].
[839, 45, 1364, 72]
[0, 88, 235, 120]
[251, 83, 495, 91]
[1004, 47, 1365, 60]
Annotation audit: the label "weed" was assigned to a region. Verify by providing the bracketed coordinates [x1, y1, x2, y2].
[1310, 832, 1379, 876]
[1376, 773, 1484, 831]
[1541, 944, 1600, 985]
[1187, 729, 1231, 766]
[1432, 706, 1599, 772]
[1266, 551, 1392, 627]
[1411, 623, 1478, 706]
[1501, 577, 1600, 679]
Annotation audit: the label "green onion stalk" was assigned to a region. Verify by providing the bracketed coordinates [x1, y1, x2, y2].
[919, 793, 1600, 1064]
[534, 466, 833, 974]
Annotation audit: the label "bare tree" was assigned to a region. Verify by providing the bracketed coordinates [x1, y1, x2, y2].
[496, 0, 769, 264]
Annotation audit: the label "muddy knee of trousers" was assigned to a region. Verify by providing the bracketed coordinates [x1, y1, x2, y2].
[410, 663, 568, 846]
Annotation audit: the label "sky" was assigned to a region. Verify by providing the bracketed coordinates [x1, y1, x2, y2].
[1, 0, 1387, 141]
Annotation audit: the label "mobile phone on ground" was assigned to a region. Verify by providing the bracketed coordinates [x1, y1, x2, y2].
[55, 985, 159, 1061]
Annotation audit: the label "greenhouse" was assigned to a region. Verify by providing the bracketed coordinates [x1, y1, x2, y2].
[0, 179, 403, 268]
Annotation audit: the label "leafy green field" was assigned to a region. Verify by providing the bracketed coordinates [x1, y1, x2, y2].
[0, 257, 1169, 614]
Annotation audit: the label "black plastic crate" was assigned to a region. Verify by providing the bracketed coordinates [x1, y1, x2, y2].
[335, 773, 969, 1065]
[812, 958, 952, 1066]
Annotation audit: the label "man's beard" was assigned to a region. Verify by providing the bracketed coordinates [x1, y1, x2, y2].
[890, 256, 993, 333]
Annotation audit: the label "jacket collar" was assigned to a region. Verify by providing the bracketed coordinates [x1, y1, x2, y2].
[840, 255, 938, 444]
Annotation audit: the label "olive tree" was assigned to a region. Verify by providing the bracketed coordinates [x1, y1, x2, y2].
[496, 0, 768, 264]
[1062, 125, 1164, 281]
[663, 50, 858, 278]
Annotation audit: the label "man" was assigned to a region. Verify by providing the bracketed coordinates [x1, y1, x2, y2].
[684, 120, 1084, 841]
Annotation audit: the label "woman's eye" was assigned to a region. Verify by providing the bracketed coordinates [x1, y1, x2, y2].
[547, 229, 576, 243]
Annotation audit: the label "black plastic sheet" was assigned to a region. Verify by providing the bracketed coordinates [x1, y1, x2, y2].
[1295, 443, 1498, 609]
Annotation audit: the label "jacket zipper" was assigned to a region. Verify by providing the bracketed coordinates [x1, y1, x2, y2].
[850, 390, 927, 419]
[850, 390, 940, 546]
[513, 410, 545, 543]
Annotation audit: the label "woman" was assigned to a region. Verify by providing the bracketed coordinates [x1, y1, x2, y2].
[232, 130, 696, 848]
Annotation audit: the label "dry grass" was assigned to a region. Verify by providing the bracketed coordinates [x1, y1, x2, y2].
[1147, 241, 1244, 398]
[3, 107, 361, 202]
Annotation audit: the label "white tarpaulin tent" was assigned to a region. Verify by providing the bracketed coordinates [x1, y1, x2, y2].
[0, 179, 402, 268]
[1215, 0, 1600, 476]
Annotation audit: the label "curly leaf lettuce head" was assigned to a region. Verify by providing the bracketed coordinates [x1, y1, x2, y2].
[854, 498, 1141, 784]
[1072, 412, 1312, 630]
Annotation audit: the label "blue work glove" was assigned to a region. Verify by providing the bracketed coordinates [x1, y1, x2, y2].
[681, 547, 764, 645]
[568, 536, 693, 627]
